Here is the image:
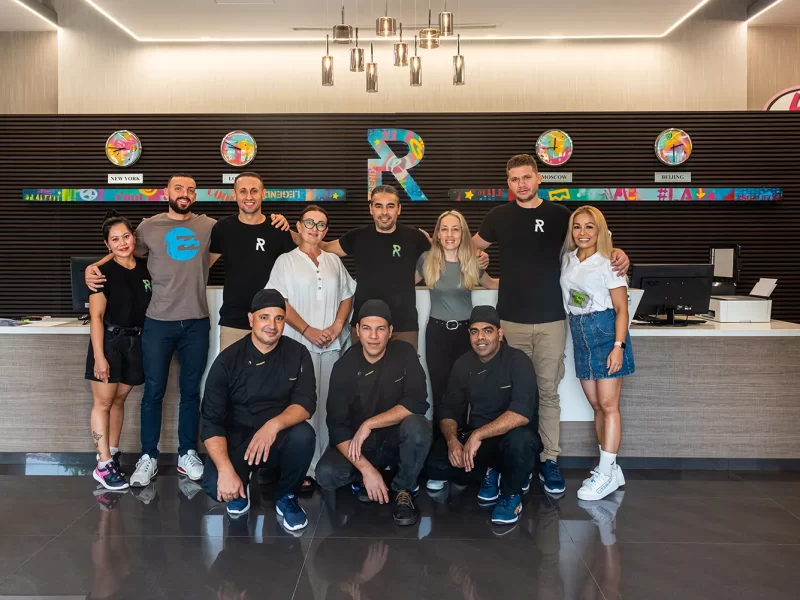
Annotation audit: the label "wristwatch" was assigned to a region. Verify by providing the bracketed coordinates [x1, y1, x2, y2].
[614, 341, 626, 349]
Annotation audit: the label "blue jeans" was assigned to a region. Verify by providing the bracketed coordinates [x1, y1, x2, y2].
[141, 317, 210, 458]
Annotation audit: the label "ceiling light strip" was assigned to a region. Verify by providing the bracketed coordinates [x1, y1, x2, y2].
[81, 0, 715, 43]
[746, 0, 785, 24]
[11, 0, 59, 29]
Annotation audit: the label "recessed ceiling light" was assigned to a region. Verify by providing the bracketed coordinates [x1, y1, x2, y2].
[81, 0, 714, 43]
[11, 0, 59, 29]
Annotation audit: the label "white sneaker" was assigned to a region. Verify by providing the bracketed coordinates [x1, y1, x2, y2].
[178, 450, 204, 481]
[577, 470, 620, 501]
[130, 454, 158, 487]
[584, 464, 626, 487]
[426, 479, 446, 491]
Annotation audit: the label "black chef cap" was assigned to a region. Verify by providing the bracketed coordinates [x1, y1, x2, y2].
[250, 288, 286, 313]
[358, 299, 393, 326]
[468, 305, 501, 329]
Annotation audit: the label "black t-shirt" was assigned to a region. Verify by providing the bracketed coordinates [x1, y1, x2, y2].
[210, 215, 295, 329]
[339, 223, 430, 332]
[479, 200, 572, 324]
[89, 257, 152, 328]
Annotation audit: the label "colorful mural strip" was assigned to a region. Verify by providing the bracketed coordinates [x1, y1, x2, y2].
[368, 128, 427, 201]
[449, 188, 783, 202]
[22, 188, 346, 203]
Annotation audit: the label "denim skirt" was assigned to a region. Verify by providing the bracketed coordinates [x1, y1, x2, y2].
[568, 309, 635, 380]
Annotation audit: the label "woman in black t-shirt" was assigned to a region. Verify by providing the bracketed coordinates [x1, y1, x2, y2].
[85, 210, 152, 491]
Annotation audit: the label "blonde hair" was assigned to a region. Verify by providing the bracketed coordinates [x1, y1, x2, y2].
[423, 210, 481, 290]
[563, 205, 614, 259]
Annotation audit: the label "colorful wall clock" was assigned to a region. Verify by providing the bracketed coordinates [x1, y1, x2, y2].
[105, 130, 142, 167]
[655, 129, 692, 166]
[535, 130, 573, 167]
[221, 130, 257, 167]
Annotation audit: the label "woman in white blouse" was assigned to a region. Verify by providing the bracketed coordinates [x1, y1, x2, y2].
[266, 205, 356, 491]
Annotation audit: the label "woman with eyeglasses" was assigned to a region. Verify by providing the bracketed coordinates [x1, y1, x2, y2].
[415, 210, 498, 491]
[266, 204, 356, 492]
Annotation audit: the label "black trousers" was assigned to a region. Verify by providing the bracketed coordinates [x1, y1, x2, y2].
[203, 422, 315, 501]
[424, 427, 539, 496]
[316, 414, 432, 493]
[425, 319, 471, 434]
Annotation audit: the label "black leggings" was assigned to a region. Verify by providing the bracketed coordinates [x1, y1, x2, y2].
[425, 319, 472, 435]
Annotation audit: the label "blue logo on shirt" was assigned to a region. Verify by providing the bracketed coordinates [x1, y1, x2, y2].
[164, 227, 200, 261]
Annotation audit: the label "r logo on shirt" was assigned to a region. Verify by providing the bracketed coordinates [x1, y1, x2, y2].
[143, 279, 152, 292]
[392, 244, 401, 258]
[256, 238, 265, 252]
[535, 219, 544, 233]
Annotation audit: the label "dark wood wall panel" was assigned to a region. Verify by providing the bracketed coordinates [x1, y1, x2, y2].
[0, 112, 798, 321]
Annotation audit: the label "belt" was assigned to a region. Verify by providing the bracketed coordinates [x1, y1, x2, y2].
[429, 317, 469, 331]
[106, 324, 142, 336]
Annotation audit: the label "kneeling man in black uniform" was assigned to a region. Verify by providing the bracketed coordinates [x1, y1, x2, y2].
[425, 305, 540, 526]
[316, 299, 432, 526]
[201, 288, 317, 532]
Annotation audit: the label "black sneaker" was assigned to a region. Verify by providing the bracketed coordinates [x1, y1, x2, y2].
[92, 461, 129, 491]
[111, 451, 123, 473]
[392, 490, 418, 526]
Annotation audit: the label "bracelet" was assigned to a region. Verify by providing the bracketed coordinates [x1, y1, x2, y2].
[302, 324, 310, 335]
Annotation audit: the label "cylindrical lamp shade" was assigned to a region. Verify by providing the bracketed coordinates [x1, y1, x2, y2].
[453, 54, 465, 85]
[350, 47, 365, 72]
[419, 27, 440, 49]
[366, 62, 378, 93]
[410, 55, 422, 86]
[394, 41, 408, 66]
[376, 16, 397, 36]
[322, 55, 334, 86]
[439, 11, 454, 36]
[332, 24, 353, 44]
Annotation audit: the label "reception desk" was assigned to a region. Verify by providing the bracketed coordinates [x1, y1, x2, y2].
[1, 286, 800, 460]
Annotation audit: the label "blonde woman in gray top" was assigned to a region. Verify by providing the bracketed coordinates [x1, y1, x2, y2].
[415, 210, 498, 490]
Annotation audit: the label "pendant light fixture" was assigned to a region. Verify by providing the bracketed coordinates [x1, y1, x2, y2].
[350, 27, 364, 72]
[332, 2, 353, 44]
[410, 35, 422, 86]
[366, 42, 378, 93]
[419, 4, 440, 49]
[376, 0, 397, 36]
[322, 35, 334, 86]
[452, 33, 465, 85]
[439, 0, 454, 36]
[394, 23, 409, 66]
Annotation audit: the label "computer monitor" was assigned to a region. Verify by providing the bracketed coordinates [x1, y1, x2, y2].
[630, 264, 714, 326]
[70, 257, 101, 314]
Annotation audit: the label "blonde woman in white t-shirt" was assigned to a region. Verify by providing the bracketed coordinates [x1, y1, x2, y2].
[560, 206, 635, 502]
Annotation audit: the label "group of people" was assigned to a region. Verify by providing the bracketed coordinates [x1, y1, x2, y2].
[83, 153, 635, 533]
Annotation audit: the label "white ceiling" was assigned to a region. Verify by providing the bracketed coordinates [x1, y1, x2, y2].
[748, 0, 800, 26]
[84, 0, 711, 41]
[0, 0, 57, 31]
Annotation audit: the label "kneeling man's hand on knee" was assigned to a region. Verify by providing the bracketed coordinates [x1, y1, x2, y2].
[463, 434, 483, 473]
[245, 421, 279, 466]
[447, 438, 465, 469]
[217, 468, 246, 503]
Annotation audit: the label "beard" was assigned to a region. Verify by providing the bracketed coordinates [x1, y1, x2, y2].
[169, 197, 193, 215]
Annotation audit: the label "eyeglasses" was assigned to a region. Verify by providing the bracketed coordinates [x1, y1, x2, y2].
[301, 219, 328, 231]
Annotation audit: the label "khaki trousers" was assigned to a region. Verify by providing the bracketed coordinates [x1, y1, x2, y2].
[501, 319, 567, 463]
[219, 326, 250, 351]
[350, 327, 419, 354]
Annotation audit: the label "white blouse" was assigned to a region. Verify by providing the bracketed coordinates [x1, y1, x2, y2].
[266, 247, 356, 353]
[560, 250, 628, 316]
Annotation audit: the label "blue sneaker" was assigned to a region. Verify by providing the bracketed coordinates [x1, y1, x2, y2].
[226, 486, 250, 517]
[276, 494, 308, 531]
[491, 494, 522, 525]
[477, 468, 501, 503]
[539, 460, 566, 494]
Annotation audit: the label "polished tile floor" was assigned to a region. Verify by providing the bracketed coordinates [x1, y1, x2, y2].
[2, 462, 800, 599]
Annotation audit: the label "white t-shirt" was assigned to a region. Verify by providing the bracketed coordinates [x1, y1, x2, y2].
[560, 250, 628, 315]
[266, 247, 357, 353]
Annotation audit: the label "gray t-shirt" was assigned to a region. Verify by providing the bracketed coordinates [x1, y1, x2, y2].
[417, 251, 482, 322]
[135, 213, 216, 321]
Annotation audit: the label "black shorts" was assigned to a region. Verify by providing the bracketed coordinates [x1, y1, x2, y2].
[85, 329, 144, 386]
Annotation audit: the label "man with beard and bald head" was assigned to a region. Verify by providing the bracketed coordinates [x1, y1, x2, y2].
[86, 174, 216, 488]
[201, 289, 317, 531]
